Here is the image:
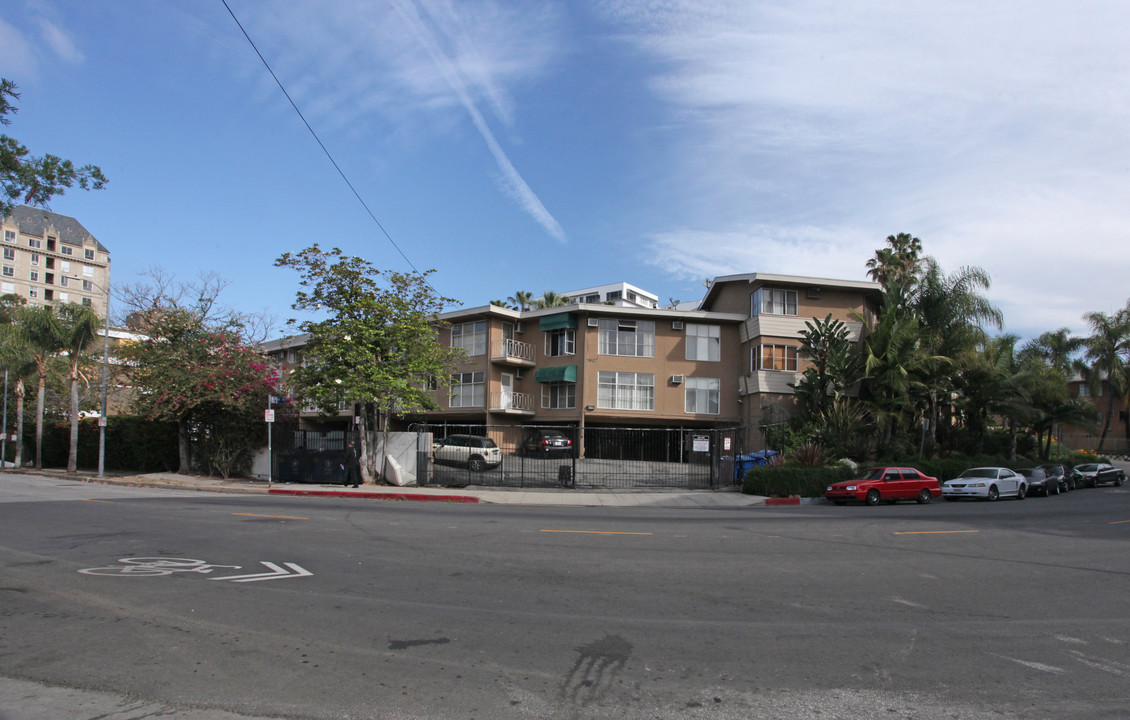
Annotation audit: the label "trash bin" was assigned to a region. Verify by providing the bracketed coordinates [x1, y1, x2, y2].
[557, 465, 574, 488]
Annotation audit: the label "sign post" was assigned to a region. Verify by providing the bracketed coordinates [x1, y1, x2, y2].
[264, 408, 275, 488]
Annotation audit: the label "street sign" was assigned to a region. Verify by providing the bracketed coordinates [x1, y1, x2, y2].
[264, 409, 275, 423]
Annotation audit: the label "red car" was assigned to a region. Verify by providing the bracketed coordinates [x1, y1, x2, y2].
[825, 467, 942, 506]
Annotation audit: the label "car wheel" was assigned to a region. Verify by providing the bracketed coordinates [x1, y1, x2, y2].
[916, 489, 932, 504]
[987, 485, 999, 501]
[1116, 474, 1124, 487]
[865, 489, 881, 506]
[468, 455, 487, 472]
[1017, 484, 1027, 500]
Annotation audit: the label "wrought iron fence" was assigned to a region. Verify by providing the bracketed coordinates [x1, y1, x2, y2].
[414, 423, 748, 490]
[271, 428, 358, 484]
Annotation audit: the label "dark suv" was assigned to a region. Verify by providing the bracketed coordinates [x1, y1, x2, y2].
[521, 429, 573, 457]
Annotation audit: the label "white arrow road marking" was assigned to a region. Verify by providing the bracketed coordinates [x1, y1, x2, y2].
[210, 562, 312, 583]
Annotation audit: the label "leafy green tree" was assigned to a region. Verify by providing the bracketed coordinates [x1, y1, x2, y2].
[13, 304, 69, 468]
[1, 79, 106, 215]
[275, 246, 462, 480]
[118, 272, 277, 475]
[791, 314, 864, 421]
[865, 233, 923, 296]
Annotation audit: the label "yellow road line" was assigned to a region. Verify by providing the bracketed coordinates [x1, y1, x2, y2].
[540, 529, 652, 536]
[232, 513, 308, 520]
[892, 530, 980, 535]
[81, 499, 114, 503]
[1109, 520, 1130, 525]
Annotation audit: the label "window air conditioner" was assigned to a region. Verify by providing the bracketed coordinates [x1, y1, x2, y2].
[806, 287, 821, 299]
[670, 374, 685, 384]
[516, 321, 525, 333]
[672, 320, 684, 330]
[514, 368, 526, 379]
[587, 318, 600, 327]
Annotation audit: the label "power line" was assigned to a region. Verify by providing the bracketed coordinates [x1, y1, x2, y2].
[220, 0, 425, 278]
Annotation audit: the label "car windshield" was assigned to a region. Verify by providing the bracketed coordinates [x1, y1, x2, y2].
[1016, 469, 1040, 478]
[1075, 464, 1098, 472]
[958, 468, 997, 479]
[860, 468, 886, 481]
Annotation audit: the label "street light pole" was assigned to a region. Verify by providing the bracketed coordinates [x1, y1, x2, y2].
[98, 285, 110, 478]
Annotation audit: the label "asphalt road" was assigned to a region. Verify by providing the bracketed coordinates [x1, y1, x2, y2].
[1, 473, 1129, 720]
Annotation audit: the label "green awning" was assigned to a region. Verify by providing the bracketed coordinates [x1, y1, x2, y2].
[535, 364, 578, 383]
[538, 313, 577, 331]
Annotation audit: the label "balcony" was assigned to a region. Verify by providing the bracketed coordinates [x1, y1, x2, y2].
[491, 338, 536, 367]
[489, 390, 535, 416]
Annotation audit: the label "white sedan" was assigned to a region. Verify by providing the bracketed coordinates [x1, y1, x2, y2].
[941, 467, 1027, 501]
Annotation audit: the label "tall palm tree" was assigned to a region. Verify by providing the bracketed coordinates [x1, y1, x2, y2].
[15, 304, 65, 469]
[1021, 328, 1083, 376]
[1080, 306, 1130, 452]
[535, 290, 569, 309]
[0, 314, 37, 469]
[56, 303, 101, 472]
[507, 290, 533, 312]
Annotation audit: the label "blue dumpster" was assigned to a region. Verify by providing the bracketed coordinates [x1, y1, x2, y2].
[733, 450, 779, 483]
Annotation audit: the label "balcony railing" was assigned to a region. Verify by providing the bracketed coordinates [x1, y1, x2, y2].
[490, 390, 535, 414]
[492, 338, 536, 364]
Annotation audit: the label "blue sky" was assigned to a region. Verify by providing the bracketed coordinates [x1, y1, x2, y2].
[3, 1, 1129, 340]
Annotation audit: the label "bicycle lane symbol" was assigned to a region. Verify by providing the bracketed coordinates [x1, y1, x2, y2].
[78, 557, 312, 582]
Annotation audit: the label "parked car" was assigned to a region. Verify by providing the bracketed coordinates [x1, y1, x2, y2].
[941, 467, 1027, 501]
[1015, 467, 1058, 496]
[432, 434, 502, 471]
[825, 467, 941, 506]
[1040, 464, 1072, 492]
[521, 428, 573, 457]
[1070, 463, 1126, 488]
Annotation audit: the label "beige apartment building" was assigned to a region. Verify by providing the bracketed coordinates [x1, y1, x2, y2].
[264, 273, 882, 451]
[0, 205, 111, 317]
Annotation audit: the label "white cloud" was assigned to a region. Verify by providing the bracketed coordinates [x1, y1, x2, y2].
[0, 18, 35, 76]
[37, 18, 83, 64]
[235, 0, 566, 241]
[597, 0, 1130, 336]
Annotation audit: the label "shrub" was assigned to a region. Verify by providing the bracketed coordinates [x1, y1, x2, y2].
[742, 465, 854, 497]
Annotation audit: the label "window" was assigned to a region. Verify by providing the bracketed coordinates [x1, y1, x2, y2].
[752, 288, 798, 316]
[61, 261, 70, 273]
[59, 276, 69, 287]
[686, 323, 721, 361]
[58, 292, 69, 302]
[685, 377, 720, 414]
[46, 257, 54, 269]
[756, 344, 799, 372]
[28, 288, 37, 299]
[541, 382, 576, 409]
[545, 328, 575, 357]
[81, 297, 92, 307]
[61, 246, 73, 256]
[0, 282, 12, 294]
[30, 253, 39, 266]
[1, 266, 12, 277]
[597, 371, 654, 411]
[3, 230, 14, 243]
[85, 248, 95, 260]
[29, 271, 38, 282]
[2, 248, 12, 260]
[82, 280, 93, 292]
[82, 266, 94, 278]
[606, 290, 622, 302]
[287, 349, 300, 364]
[450, 320, 486, 356]
[598, 319, 655, 357]
[27, 238, 40, 249]
[449, 371, 485, 407]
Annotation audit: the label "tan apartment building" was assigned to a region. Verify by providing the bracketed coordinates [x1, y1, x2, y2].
[0, 206, 111, 317]
[262, 273, 882, 452]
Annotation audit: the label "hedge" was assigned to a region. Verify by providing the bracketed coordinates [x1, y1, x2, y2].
[742, 465, 854, 498]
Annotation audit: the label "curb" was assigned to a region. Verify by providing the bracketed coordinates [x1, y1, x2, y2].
[764, 497, 800, 505]
[268, 488, 479, 503]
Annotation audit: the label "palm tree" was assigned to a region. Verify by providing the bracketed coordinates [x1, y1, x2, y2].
[507, 290, 533, 312]
[1021, 328, 1083, 375]
[1080, 306, 1130, 452]
[865, 233, 923, 294]
[56, 303, 101, 472]
[535, 290, 569, 309]
[15, 304, 66, 469]
[0, 314, 37, 469]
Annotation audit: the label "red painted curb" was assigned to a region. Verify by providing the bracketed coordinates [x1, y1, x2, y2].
[268, 488, 479, 503]
[764, 497, 800, 505]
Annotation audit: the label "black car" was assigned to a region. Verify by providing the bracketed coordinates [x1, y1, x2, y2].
[1016, 467, 1057, 496]
[1040, 464, 1072, 492]
[1071, 463, 1126, 488]
[521, 429, 573, 456]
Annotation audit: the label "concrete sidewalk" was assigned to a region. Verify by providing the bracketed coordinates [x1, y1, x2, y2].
[36, 469, 770, 508]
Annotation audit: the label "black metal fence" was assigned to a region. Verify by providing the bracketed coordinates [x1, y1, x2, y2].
[415, 423, 748, 490]
[271, 427, 359, 484]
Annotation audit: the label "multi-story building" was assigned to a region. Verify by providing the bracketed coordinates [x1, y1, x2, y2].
[263, 273, 883, 452]
[0, 205, 111, 317]
[558, 281, 660, 309]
